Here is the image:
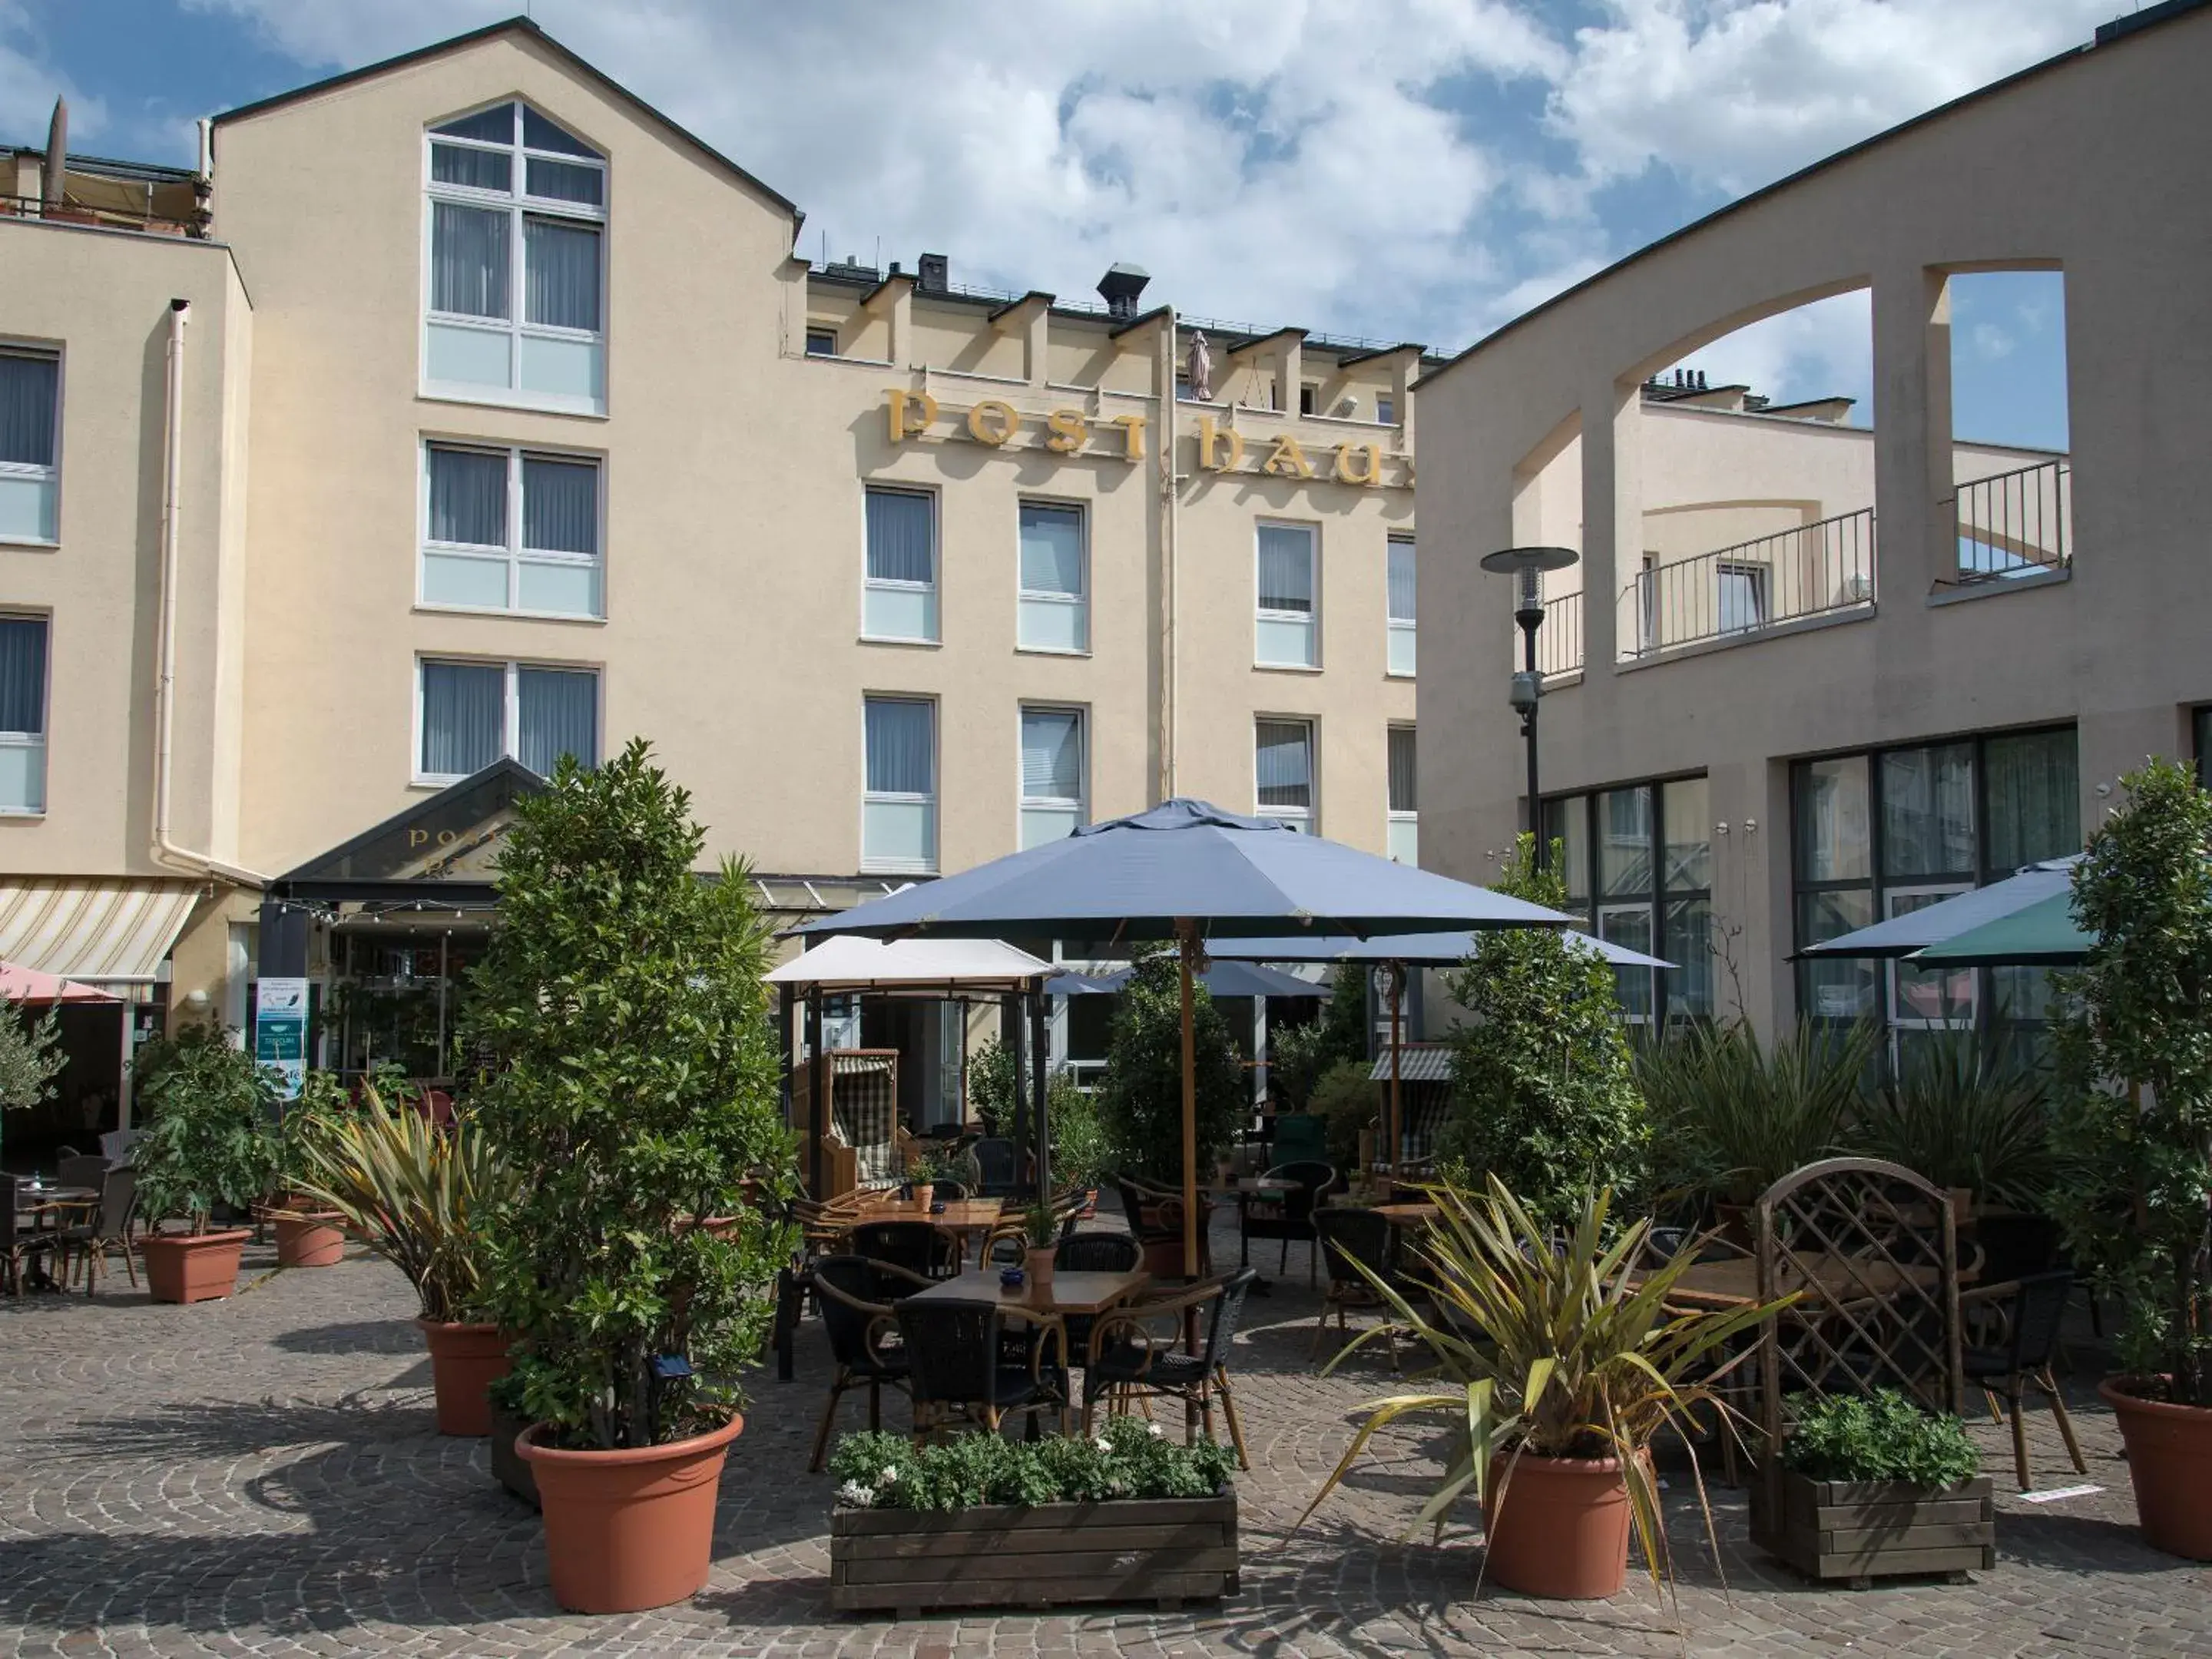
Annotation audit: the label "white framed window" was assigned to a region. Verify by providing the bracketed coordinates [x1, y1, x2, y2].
[1886, 883, 1979, 1031]
[1386, 535, 1416, 677]
[1717, 560, 1768, 634]
[1376, 392, 1396, 426]
[863, 485, 938, 642]
[416, 657, 598, 784]
[0, 613, 48, 813]
[419, 442, 602, 617]
[1018, 500, 1087, 653]
[805, 326, 839, 358]
[1387, 724, 1417, 866]
[0, 349, 60, 545]
[1019, 704, 1086, 848]
[1256, 717, 1315, 833]
[1256, 522, 1318, 668]
[863, 696, 937, 872]
[423, 101, 607, 414]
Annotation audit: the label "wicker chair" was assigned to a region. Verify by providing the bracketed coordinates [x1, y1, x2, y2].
[850, 1220, 959, 1281]
[1238, 1161, 1337, 1286]
[1313, 1207, 1403, 1364]
[58, 1167, 136, 1295]
[4, 1177, 60, 1295]
[896, 1296, 1068, 1440]
[1081, 1268, 1257, 1468]
[971, 1137, 1018, 1198]
[1053, 1231, 1141, 1359]
[1115, 1175, 1214, 1277]
[1963, 1269, 2088, 1492]
[806, 1254, 928, 1470]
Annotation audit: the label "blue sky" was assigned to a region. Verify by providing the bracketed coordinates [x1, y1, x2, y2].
[3, 0, 2109, 450]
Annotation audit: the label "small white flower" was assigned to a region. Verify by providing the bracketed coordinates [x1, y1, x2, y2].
[1093, 1435, 1113, 1452]
[836, 1480, 876, 1508]
[877, 1465, 900, 1485]
[1147, 1422, 1166, 1438]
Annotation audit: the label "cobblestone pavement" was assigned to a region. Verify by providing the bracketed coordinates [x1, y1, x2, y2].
[3, 1220, 2208, 1658]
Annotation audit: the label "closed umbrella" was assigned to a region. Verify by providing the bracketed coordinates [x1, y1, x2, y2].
[799, 799, 1574, 1278]
[0, 960, 116, 1003]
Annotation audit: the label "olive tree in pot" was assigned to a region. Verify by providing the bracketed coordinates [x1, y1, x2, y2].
[465, 740, 796, 1615]
[293, 1085, 507, 1434]
[131, 1026, 280, 1303]
[1300, 1177, 1786, 1601]
[2048, 758, 2212, 1560]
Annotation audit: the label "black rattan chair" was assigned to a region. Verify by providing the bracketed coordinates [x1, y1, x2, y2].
[1052, 1231, 1141, 1359]
[806, 1253, 927, 1469]
[1313, 1207, 1402, 1365]
[972, 1138, 1018, 1198]
[58, 1167, 136, 1295]
[895, 1296, 1067, 1440]
[1964, 1269, 2086, 1492]
[1116, 1175, 1213, 1277]
[1239, 1161, 1337, 1286]
[1081, 1267, 1257, 1468]
[850, 1220, 959, 1281]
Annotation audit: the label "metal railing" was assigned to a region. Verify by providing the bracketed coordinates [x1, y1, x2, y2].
[1949, 459, 2070, 580]
[2, 194, 204, 237]
[1535, 589, 1584, 677]
[1619, 506, 1875, 659]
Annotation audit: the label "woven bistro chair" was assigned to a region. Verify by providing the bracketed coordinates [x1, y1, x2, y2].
[806, 1253, 929, 1470]
[1238, 1160, 1337, 1286]
[850, 1219, 959, 1281]
[1053, 1230, 1141, 1359]
[1081, 1267, 1257, 1468]
[4, 1177, 61, 1295]
[895, 1295, 1068, 1442]
[1961, 1269, 2088, 1492]
[1312, 1207, 1404, 1366]
[58, 1167, 137, 1295]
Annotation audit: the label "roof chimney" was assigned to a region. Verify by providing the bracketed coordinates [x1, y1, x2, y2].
[917, 252, 949, 296]
[1097, 262, 1151, 321]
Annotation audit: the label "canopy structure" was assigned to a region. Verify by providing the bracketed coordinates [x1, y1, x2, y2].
[1796, 858, 2079, 959]
[1048, 959, 1320, 999]
[767, 935, 1051, 995]
[800, 799, 1577, 1280]
[1908, 890, 2091, 967]
[0, 877, 201, 982]
[0, 960, 118, 1003]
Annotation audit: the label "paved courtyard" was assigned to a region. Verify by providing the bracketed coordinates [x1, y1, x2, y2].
[2, 1219, 2207, 1658]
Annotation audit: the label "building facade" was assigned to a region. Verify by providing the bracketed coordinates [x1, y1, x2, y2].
[0, 20, 1428, 1124]
[1416, 2, 2212, 1047]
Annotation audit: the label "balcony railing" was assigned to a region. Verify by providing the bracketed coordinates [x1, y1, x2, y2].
[1, 194, 206, 238]
[1620, 506, 1875, 660]
[1535, 588, 1584, 677]
[1949, 459, 2069, 580]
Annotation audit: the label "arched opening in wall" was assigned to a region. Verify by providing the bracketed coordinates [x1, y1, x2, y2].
[1945, 269, 2069, 581]
[1630, 288, 1873, 659]
[1508, 410, 1584, 680]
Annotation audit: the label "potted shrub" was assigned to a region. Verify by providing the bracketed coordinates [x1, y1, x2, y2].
[260, 1071, 349, 1269]
[487, 1371, 540, 1509]
[293, 1088, 508, 1434]
[1045, 1071, 1109, 1216]
[131, 1025, 280, 1303]
[2049, 757, 2212, 1559]
[906, 1143, 965, 1210]
[1299, 1177, 1786, 1600]
[826, 1416, 1238, 1614]
[1848, 1035, 2053, 1214]
[1751, 1389, 1992, 1582]
[1021, 1200, 1058, 1288]
[466, 741, 796, 1615]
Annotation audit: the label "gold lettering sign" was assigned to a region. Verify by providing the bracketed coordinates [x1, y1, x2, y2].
[1333, 442, 1381, 486]
[409, 828, 428, 848]
[966, 399, 1020, 445]
[1112, 414, 1146, 459]
[885, 387, 937, 442]
[1196, 416, 1243, 472]
[1261, 434, 1314, 478]
[1045, 409, 1088, 452]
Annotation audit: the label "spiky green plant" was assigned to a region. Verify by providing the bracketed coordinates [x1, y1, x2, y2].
[1296, 1177, 1790, 1602]
[1849, 1034, 2052, 1208]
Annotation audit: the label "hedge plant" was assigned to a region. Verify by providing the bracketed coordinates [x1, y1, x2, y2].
[1094, 948, 1246, 1184]
[1783, 1389, 1980, 1488]
[829, 1416, 1236, 1511]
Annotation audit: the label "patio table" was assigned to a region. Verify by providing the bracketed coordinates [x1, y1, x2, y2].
[1649, 1250, 1952, 1311]
[12, 1185, 96, 1293]
[906, 1267, 1151, 1318]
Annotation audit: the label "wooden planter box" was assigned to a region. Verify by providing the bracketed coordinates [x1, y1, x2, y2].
[829, 1492, 1237, 1617]
[1752, 1471, 1995, 1584]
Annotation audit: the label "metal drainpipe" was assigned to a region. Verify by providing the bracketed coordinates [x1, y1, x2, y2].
[1157, 306, 1178, 801]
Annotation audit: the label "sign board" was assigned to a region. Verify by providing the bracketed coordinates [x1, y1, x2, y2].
[254, 977, 310, 1100]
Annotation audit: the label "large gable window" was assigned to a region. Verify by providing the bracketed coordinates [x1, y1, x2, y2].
[425, 101, 607, 414]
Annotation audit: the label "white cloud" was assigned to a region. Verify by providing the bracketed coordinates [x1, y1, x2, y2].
[0, 2, 109, 158]
[1972, 321, 2015, 361]
[1672, 288, 1873, 412]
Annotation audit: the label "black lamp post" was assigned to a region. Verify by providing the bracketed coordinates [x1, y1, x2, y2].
[1477, 545, 1580, 872]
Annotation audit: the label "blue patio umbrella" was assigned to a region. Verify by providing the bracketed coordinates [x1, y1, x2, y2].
[1053, 959, 1322, 999]
[1795, 857, 2080, 959]
[800, 799, 1575, 1277]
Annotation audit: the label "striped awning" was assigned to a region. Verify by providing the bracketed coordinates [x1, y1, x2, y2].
[1368, 1043, 1452, 1084]
[0, 878, 203, 982]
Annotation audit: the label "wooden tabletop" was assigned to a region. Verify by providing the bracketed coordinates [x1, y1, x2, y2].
[1212, 1179, 1296, 1197]
[1359, 1201, 1442, 1227]
[905, 1267, 1151, 1316]
[849, 1197, 1004, 1232]
[1654, 1250, 1948, 1311]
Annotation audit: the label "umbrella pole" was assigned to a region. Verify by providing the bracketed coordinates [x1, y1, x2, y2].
[1388, 962, 1404, 1190]
[1177, 919, 1200, 1283]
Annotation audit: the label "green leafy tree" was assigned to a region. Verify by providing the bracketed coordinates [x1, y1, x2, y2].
[1309, 1058, 1380, 1174]
[0, 1002, 64, 1157]
[2049, 758, 2212, 1407]
[465, 739, 797, 1449]
[1439, 835, 1648, 1225]
[131, 1024, 281, 1232]
[1269, 965, 1371, 1111]
[1095, 949, 1246, 1182]
[1045, 1071, 1111, 1190]
[967, 1037, 1025, 1137]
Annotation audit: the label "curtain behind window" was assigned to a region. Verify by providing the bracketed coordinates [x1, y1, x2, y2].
[1881, 743, 1975, 879]
[421, 661, 502, 775]
[522, 457, 598, 553]
[1256, 526, 1313, 612]
[1984, 729, 2079, 871]
[0, 617, 45, 733]
[524, 217, 601, 331]
[1018, 505, 1083, 594]
[0, 354, 58, 468]
[430, 144, 511, 192]
[1387, 539, 1416, 622]
[518, 668, 598, 773]
[866, 489, 934, 584]
[866, 699, 934, 794]
[431, 204, 509, 319]
[1021, 710, 1081, 801]
[1255, 720, 1312, 808]
[427, 447, 506, 545]
[1387, 727, 1416, 813]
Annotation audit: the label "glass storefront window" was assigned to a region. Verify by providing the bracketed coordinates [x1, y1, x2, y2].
[1599, 786, 1653, 896]
[1983, 727, 2081, 873]
[1662, 776, 1710, 892]
[1880, 744, 1975, 879]
[1663, 896, 1713, 1020]
[1794, 756, 1869, 882]
[1797, 888, 1877, 1021]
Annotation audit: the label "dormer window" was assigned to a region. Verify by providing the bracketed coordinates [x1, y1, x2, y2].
[424, 101, 607, 415]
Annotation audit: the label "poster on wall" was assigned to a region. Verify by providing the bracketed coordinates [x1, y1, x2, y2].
[254, 977, 309, 1101]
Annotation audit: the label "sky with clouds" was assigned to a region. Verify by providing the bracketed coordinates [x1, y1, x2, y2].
[4, 0, 2120, 449]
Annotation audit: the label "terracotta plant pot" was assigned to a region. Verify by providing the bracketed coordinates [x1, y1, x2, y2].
[416, 1320, 512, 1436]
[1482, 1450, 1638, 1599]
[272, 1210, 346, 1269]
[2100, 1376, 2212, 1560]
[912, 1183, 935, 1211]
[519, 1412, 743, 1613]
[1026, 1247, 1055, 1289]
[489, 1403, 541, 1509]
[140, 1229, 251, 1303]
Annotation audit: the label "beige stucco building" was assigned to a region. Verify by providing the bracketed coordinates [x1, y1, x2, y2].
[0, 20, 1429, 1132]
[1416, 1, 2212, 1047]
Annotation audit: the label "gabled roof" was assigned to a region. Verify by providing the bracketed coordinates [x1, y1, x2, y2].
[279, 757, 543, 890]
[212, 15, 802, 227]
